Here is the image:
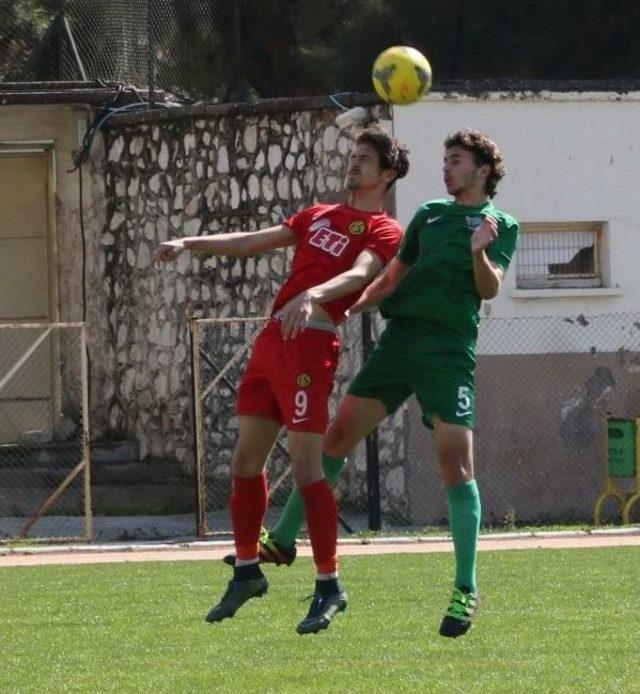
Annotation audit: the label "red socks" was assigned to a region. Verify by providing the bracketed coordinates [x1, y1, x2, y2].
[300, 479, 338, 574]
[231, 473, 268, 561]
[231, 473, 338, 574]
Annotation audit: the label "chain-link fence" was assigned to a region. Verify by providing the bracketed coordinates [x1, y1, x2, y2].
[192, 317, 291, 536]
[0, 322, 91, 542]
[482, 312, 640, 525]
[395, 312, 640, 530]
[192, 312, 640, 536]
[191, 314, 370, 537]
[1, 0, 235, 101]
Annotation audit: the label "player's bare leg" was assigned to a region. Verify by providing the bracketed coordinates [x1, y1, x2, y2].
[433, 417, 480, 637]
[288, 431, 347, 634]
[274, 393, 387, 558]
[206, 416, 280, 623]
[323, 394, 389, 459]
[290, 397, 388, 634]
[226, 394, 390, 567]
[285, 430, 346, 634]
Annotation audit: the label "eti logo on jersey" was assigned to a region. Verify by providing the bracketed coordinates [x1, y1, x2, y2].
[308, 218, 349, 257]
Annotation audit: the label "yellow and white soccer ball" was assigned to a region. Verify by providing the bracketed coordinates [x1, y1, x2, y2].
[372, 46, 432, 105]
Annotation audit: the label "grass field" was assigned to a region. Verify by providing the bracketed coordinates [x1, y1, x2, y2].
[2, 547, 638, 693]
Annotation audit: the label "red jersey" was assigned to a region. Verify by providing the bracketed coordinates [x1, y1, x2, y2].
[272, 203, 402, 325]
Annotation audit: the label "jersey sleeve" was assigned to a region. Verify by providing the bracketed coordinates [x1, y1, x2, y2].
[364, 219, 403, 265]
[397, 207, 428, 265]
[283, 205, 317, 239]
[487, 218, 519, 272]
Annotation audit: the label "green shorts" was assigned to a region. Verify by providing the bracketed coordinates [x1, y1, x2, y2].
[348, 317, 476, 429]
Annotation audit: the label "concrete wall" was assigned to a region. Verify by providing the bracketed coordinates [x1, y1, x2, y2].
[0, 104, 108, 437]
[0, 105, 106, 327]
[407, 333, 640, 525]
[394, 90, 640, 320]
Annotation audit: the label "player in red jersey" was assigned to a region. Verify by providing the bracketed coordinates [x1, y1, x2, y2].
[154, 126, 409, 634]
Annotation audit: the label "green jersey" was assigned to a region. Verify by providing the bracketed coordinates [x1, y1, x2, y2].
[379, 199, 519, 341]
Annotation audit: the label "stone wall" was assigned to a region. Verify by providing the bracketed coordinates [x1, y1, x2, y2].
[95, 98, 410, 519]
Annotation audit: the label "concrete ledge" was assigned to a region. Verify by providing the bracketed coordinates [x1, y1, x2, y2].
[3, 526, 638, 556]
[510, 287, 624, 299]
[109, 92, 388, 126]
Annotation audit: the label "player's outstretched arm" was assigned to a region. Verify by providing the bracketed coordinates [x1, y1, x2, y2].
[153, 224, 296, 263]
[348, 256, 410, 315]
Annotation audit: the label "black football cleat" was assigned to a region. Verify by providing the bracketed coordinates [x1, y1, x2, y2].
[205, 576, 269, 623]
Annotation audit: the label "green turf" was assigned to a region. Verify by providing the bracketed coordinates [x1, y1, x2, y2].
[355, 522, 639, 539]
[1, 548, 638, 693]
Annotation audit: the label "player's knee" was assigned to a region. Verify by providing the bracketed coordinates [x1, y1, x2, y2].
[290, 457, 323, 488]
[439, 452, 473, 485]
[291, 466, 323, 489]
[232, 449, 264, 477]
[323, 420, 354, 458]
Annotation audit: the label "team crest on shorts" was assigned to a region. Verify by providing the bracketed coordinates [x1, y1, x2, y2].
[348, 220, 366, 235]
[296, 373, 311, 387]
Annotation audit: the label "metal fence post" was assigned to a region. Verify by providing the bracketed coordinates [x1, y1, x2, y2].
[147, 0, 155, 106]
[189, 318, 206, 537]
[233, 0, 249, 101]
[361, 312, 381, 531]
[80, 323, 93, 541]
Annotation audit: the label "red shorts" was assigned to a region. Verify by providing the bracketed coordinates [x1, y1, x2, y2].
[236, 319, 340, 433]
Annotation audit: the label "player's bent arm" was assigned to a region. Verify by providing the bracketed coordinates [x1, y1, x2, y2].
[154, 225, 296, 262]
[302, 250, 384, 304]
[277, 250, 384, 339]
[472, 250, 503, 299]
[348, 256, 411, 314]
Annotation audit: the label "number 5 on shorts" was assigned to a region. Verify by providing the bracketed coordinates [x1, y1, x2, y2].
[456, 386, 472, 416]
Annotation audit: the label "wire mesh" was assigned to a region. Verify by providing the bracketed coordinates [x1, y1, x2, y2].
[192, 314, 370, 536]
[397, 312, 640, 529]
[1, 0, 234, 100]
[516, 224, 602, 287]
[193, 312, 640, 535]
[192, 316, 288, 536]
[0, 323, 91, 542]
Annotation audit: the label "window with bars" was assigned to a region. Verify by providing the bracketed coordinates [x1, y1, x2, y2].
[515, 222, 603, 289]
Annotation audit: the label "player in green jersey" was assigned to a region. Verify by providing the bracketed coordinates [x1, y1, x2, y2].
[226, 129, 519, 637]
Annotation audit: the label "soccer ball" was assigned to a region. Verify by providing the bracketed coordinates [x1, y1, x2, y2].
[372, 46, 432, 105]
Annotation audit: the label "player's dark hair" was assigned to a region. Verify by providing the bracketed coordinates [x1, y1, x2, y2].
[356, 126, 409, 190]
[444, 129, 505, 198]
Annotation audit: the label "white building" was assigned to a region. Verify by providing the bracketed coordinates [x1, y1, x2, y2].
[393, 87, 640, 524]
[395, 88, 640, 319]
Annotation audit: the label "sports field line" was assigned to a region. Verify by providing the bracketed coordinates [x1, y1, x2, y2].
[1, 528, 638, 567]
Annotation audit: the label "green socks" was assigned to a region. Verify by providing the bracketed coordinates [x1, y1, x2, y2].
[270, 453, 347, 547]
[446, 480, 481, 594]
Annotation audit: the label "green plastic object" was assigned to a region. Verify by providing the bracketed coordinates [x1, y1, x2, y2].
[607, 419, 637, 478]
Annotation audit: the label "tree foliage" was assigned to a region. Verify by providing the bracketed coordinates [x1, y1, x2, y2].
[2, 0, 639, 95]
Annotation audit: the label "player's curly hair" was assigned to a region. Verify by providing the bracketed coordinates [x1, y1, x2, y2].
[356, 126, 410, 190]
[444, 129, 505, 198]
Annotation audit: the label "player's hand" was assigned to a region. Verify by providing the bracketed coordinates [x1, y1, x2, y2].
[279, 293, 314, 340]
[154, 239, 186, 263]
[345, 298, 365, 316]
[471, 215, 498, 254]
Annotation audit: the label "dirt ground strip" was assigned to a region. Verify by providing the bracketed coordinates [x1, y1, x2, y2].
[2, 532, 639, 567]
